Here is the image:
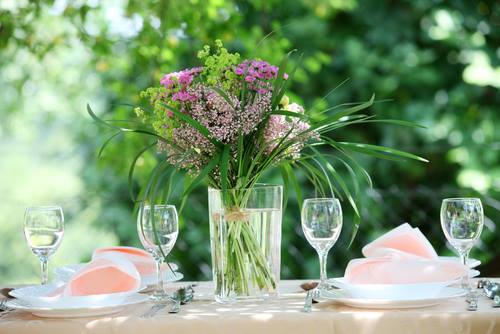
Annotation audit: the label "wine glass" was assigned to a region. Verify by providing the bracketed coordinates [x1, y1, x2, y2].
[24, 206, 64, 284]
[137, 204, 178, 301]
[301, 198, 342, 294]
[440, 198, 484, 292]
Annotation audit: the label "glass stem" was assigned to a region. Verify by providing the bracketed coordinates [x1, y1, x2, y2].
[318, 251, 328, 287]
[156, 258, 165, 295]
[40, 256, 48, 285]
[459, 249, 470, 291]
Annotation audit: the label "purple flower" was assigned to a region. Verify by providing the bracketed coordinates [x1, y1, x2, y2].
[233, 59, 288, 94]
[172, 91, 197, 102]
[263, 102, 313, 158]
[160, 75, 175, 88]
[178, 73, 193, 86]
[159, 67, 202, 90]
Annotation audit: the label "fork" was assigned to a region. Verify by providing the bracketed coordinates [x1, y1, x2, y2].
[168, 298, 181, 314]
[0, 298, 13, 318]
[140, 302, 170, 318]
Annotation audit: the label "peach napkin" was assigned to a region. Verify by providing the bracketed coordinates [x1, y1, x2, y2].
[345, 223, 468, 284]
[53, 253, 141, 297]
[93, 246, 157, 276]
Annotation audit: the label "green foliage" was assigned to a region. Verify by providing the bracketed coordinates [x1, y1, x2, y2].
[198, 39, 241, 90]
[137, 87, 173, 137]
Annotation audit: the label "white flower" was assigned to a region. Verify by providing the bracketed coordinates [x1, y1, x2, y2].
[285, 102, 305, 113]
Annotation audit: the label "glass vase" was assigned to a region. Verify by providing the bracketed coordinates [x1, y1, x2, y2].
[208, 184, 283, 303]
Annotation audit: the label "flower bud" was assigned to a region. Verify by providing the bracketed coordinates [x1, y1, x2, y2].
[280, 95, 289, 107]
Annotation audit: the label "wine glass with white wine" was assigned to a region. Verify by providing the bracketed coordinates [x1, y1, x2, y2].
[24, 206, 64, 285]
[137, 204, 179, 301]
[301, 198, 342, 296]
[440, 198, 483, 293]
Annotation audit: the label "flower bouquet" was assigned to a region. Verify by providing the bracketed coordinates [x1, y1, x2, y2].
[88, 40, 426, 302]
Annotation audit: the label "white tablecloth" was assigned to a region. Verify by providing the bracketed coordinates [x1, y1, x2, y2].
[1, 280, 499, 334]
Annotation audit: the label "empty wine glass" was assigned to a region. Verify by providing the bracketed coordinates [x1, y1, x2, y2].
[440, 198, 484, 291]
[137, 204, 178, 301]
[24, 206, 64, 284]
[301, 198, 342, 294]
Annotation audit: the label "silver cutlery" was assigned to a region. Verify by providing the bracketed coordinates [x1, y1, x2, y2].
[480, 280, 500, 299]
[493, 295, 500, 308]
[168, 298, 181, 314]
[467, 292, 478, 311]
[140, 302, 169, 318]
[173, 285, 195, 305]
[475, 279, 500, 309]
[141, 284, 195, 318]
[0, 298, 13, 318]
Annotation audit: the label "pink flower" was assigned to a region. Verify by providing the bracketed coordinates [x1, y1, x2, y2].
[178, 73, 193, 87]
[233, 60, 288, 94]
[172, 91, 196, 102]
[160, 75, 175, 88]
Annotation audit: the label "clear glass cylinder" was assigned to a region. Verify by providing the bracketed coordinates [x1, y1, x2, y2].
[208, 184, 283, 303]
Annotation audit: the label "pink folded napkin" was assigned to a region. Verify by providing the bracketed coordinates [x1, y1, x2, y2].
[51, 252, 141, 297]
[93, 246, 157, 276]
[345, 223, 468, 284]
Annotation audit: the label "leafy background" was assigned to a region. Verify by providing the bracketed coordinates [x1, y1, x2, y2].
[0, 0, 498, 284]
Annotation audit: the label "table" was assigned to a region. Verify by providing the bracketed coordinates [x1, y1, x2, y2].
[1, 280, 500, 334]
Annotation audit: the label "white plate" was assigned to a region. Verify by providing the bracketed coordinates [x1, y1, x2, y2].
[142, 271, 184, 286]
[328, 277, 460, 299]
[470, 269, 480, 278]
[6, 293, 149, 318]
[10, 283, 145, 308]
[54, 263, 183, 286]
[439, 256, 481, 268]
[322, 287, 466, 309]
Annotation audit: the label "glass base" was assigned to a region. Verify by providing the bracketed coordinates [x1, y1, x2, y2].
[214, 291, 278, 304]
[315, 281, 337, 300]
[149, 291, 170, 302]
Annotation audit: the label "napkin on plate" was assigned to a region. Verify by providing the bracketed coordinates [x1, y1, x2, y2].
[93, 246, 157, 276]
[345, 223, 468, 284]
[53, 252, 141, 297]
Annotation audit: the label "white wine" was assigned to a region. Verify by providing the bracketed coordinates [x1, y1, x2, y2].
[303, 224, 342, 252]
[24, 228, 64, 257]
[24, 206, 65, 284]
[142, 230, 178, 256]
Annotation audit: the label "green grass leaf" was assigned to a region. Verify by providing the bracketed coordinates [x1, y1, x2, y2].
[280, 166, 290, 211]
[361, 119, 427, 129]
[271, 49, 297, 109]
[311, 95, 375, 129]
[271, 109, 309, 120]
[97, 131, 122, 158]
[181, 153, 220, 199]
[282, 163, 302, 211]
[127, 142, 157, 202]
[220, 145, 231, 203]
[337, 142, 429, 162]
[87, 104, 121, 130]
[273, 52, 303, 111]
